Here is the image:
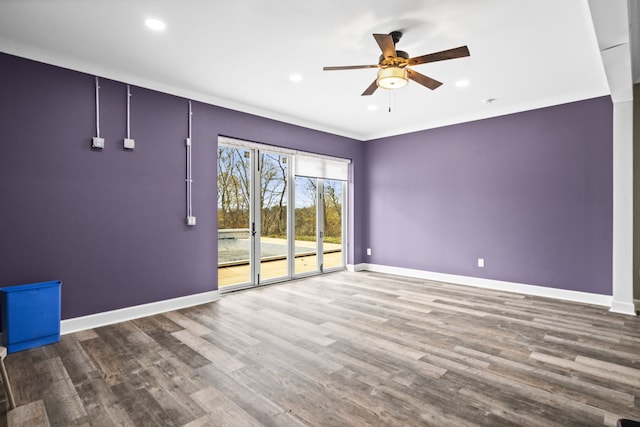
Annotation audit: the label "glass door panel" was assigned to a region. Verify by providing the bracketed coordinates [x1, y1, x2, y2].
[217, 146, 252, 288]
[294, 176, 319, 275]
[259, 152, 289, 281]
[323, 179, 344, 270]
[218, 139, 349, 290]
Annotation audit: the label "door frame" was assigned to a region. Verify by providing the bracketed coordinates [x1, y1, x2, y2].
[217, 137, 349, 293]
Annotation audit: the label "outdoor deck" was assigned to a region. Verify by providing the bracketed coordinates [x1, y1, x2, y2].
[218, 237, 343, 287]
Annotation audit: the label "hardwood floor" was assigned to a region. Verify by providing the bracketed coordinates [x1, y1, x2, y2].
[2, 271, 640, 426]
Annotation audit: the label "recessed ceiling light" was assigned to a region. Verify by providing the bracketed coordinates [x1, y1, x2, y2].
[289, 74, 303, 82]
[367, 105, 378, 111]
[455, 80, 470, 87]
[145, 18, 166, 31]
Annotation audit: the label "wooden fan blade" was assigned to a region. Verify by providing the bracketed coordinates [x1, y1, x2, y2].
[406, 69, 442, 90]
[323, 64, 380, 71]
[361, 79, 378, 96]
[408, 46, 470, 66]
[373, 33, 396, 59]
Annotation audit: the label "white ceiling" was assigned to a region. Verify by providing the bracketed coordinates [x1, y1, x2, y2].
[0, 0, 633, 140]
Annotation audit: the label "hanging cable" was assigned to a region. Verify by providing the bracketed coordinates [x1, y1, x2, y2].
[95, 77, 100, 137]
[123, 84, 135, 149]
[188, 100, 193, 141]
[387, 90, 398, 113]
[188, 100, 192, 217]
[185, 100, 195, 225]
[126, 85, 131, 140]
[91, 77, 105, 148]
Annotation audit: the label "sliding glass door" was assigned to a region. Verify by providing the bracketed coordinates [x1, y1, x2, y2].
[293, 177, 346, 275]
[294, 176, 319, 275]
[218, 138, 348, 291]
[322, 179, 346, 270]
[217, 145, 290, 290]
[217, 146, 252, 287]
[258, 152, 289, 282]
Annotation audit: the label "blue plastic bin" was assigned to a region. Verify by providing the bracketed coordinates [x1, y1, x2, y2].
[0, 280, 61, 353]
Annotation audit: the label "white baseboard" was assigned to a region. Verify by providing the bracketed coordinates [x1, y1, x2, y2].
[61, 290, 220, 335]
[610, 300, 638, 315]
[348, 263, 367, 272]
[358, 263, 614, 308]
[57, 271, 636, 336]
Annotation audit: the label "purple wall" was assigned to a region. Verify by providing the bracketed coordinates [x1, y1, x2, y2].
[191, 103, 367, 269]
[364, 97, 613, 294]
[0, 51, 616, 323]
[0, 52, 364, 320]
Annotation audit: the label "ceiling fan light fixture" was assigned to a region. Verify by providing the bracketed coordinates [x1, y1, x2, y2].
[323, 32, 469, 96]
[377, 67, 408, 90]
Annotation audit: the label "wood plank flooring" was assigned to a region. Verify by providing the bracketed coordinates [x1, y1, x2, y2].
[2, 271, 639, 426]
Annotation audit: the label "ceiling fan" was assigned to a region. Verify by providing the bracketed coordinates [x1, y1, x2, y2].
[323, 31, 470, 96]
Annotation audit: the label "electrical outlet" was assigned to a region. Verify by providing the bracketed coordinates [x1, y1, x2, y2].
[92, 137, 104, 149]
[186, 216, 196, 226]
[478, 258, 485, 268]
[366, 248, 371, 256]
[124, 138, 135, 149]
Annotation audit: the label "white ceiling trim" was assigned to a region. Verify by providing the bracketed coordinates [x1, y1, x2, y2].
[0, 0, 628, 140]
[3, 32, 608, 141]
[0, 37, 362, 140]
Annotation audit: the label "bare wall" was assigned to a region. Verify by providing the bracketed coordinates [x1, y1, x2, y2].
[0, 53, 364, 320]
[364, 97, 613, 295]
